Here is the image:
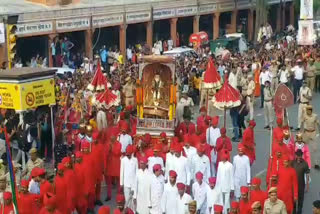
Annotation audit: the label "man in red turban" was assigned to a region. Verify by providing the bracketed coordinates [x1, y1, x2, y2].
[39, 192, 62, 214]
[215, 127, 232, 170]
[62, 156, 77, 212]
[250, 177, 268, 211]
[74, 152, 88, 214]
[1, 192, 14, 214]
[242, 120, 256, 165]
[273, 118, 284, 144]
[229, 201, 239, 214]
[266, 149, 285, 187]
[54, 163, 68, 213]
[239, 186, 250, 214]
[39, 169, 53, 202]
[18, 180, 34, 214]
[197, 106, 207, 129]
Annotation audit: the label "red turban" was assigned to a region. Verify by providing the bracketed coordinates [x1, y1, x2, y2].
[214, 205, 223, 212]
[240, 186, 249, 194]
[208, 177, 217, 184]
[3, 192, 12, 200]
[177, 183, 186, 190]
[238, 143, 245, 151]
[160, 132, 166, 138]
[195, 172, 203, 180]
[144, 133, 151, 144]
[38, 168, 46, 176]
[31, 167, 40, 178]
[220, 128, 226, 134]
[153, 164, 161, 171]
[126, 145, 133, 155]
[231, 201, 239, 209]
[20, 180, 29, 188]
[139, 156, 148, 164]
[249, 120, 256, 127]
[169, 170, 177, 178]
[251, 177, 261, 185]
[57, 163, 65, 171]
[120, 122, 128, 132]
[212, 116, 219, 126]
[116, 194, 125, 203]
[197, 144, 205, 153]
[173, 143, 182, 153]
[98, 206, 111, 214]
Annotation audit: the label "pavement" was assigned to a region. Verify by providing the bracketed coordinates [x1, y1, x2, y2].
[93, 92, 320, 213]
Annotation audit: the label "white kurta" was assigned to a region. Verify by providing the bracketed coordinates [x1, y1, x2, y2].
[206, 127, 221, 147]
[150, 174, 165, 214]
[118, 134, 132, 153]
[165, 152, 176, 180]
[172, 156, 191, 185]
[191, 154, 211, 182]
[206, 187, 223, 214]
[134, 168, 152, 214]
[192, 181, 209, 214]
[120, 156, 138, 205]
[232, 154, 251, 199]
[161, 183, 179, 214]
[148, 156, 165, 173]
[183, 146, 197, 169]
[176, 193, 193, 214]
[216, 161, 234, 213]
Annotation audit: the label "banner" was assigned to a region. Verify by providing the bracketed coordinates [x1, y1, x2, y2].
[0, 78, 56, 111]
[298, 20, 314, 45]
[300, 0, 313, 19]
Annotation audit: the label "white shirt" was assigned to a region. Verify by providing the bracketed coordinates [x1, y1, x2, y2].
[232, 154, 251, 198]
[172, 155, 191, 185]
[279, 69, 290, 83]
[259, 71, 272, 86]
[206, 187, 223, 214]
[165, 152, 176, 180]
[150, 174, 165, 214]
[292, 65, 304, 80]
[28, 179, 40, 194]
[216, 161, 234, 193]
[161, 182, 179, 214]
[191, 154, 211, 182]
[228, 72, 238, 89]
[127, 48, 133, 60]
[183, 146, 197, 173]
[192, 181, 209, 213]
[176, 193, 192, 214]
[206, 127, 221, 147]
[120, 155, 138, 188]
[118, 134, 132, 153]
[134, 168, 152, 214]
[148, 156, 165, 173]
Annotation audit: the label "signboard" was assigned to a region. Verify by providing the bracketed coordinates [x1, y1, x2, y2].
[126, 12, 151, 23]
[92, 14, 123, 27]
[56, 18, 90, 31]
[0, 78, 56, 111]
[153, 9, 176, 20]
[300, 0, 313, 19]
[198, 4, 218, 14]
[0, 23, 4, 44]
[16, 21, 53, 36]
[219, 2, 236, 10]
[298, 20, 314, 45]
[176, 6, 198, 17]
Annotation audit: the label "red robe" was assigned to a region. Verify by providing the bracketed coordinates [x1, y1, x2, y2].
[272, 127, 283, 144]
[83, 152, 97, 210]
[175, 122, 196, 140]
[242, 127, 255, 164]
[196, 116, 206, 129]
[105, 141, 122, 177]
[239, 200, 251, 214]
[272, 143, 291, 158]
[250, 190, 268, 211]
[40, 180, 53, 200]
[64, 168, 77, 211]
[54, 175, 68, 214]
[74, 162, 88, 214]
[18, 193, 34, 214]
[266, 156, 284, 186]
[277, 167, 298, 214]
[0, 204, 14, 214]
[215, 136, 232, 167]
[39, 208, 63, 214]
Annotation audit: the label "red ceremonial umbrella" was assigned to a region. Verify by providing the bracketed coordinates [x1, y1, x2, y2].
[202, 57, 221, 112]
[87, 61, 110, 91]
[94, 90, 120, 109]
[212, 77, 241, 128]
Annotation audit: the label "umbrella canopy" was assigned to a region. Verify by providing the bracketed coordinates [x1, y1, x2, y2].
[211, 79, 241, 110]
[202, 57, 221, 89]
[87, 61, 110, 91]
[93, 90, 120, 109]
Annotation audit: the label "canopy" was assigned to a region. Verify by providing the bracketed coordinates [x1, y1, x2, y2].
[211, 79, 241, 110]
[202, 57, 221, 89]
[87, 61, 109, 91]
[93, 90, 120, 109]
[189, 31, 209, 48]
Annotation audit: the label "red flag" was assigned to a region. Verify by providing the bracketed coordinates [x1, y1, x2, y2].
[274, 84, 294, 109]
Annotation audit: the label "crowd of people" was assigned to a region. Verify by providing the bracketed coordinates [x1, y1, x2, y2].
[0, 22, 320, 214]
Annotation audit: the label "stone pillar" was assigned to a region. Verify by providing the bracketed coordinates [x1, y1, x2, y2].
[231, 10, 238, 33]
[146, 21, 153, 48]
[289, 3, 295, 26]
[213, 12, 220, 39]
[276, 6, 281, 32]
[85, 29, 93, 60]
[193, 15, 200, 33]
[48, 34, 57, 67]
[170, 18, 178, 47]
[119, 24, 126, 62]
[248, 9, 254, 41]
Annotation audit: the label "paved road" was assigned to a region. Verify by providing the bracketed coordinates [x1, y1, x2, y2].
[97, 92, 320, 213]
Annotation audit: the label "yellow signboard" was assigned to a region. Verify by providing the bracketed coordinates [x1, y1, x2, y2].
[0, 78, 55, 111]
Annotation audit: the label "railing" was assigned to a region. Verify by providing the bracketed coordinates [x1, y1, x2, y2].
[137, 118, 175, 130]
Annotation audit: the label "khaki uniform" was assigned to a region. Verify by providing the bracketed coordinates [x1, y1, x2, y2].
[270, 65, 279, 92]
[264, 87, 274, 126]
[306, 64, 316, 91]
[298, 87, 312, 128]
[240, 77, 249, 96]
[263, 198, 287, 214]
[122, 82, 136, 107]
[302, 113, 320, 165]
[247, 80, 255, 120]
[26, 158, 44, 178]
